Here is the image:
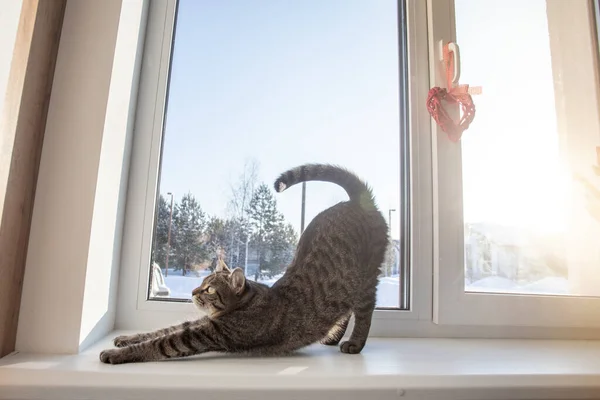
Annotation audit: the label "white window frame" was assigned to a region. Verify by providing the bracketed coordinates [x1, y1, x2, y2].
[116, 0, 435, 332]
[112, 0, 600, 339]
[429, 0, 600, 328]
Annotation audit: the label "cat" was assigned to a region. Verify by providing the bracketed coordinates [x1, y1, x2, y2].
[100, 164, 389, 364]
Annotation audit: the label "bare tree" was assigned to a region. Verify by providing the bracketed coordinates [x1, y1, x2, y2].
[227, 158, 260, 269]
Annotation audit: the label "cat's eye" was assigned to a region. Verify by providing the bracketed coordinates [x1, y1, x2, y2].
[206, 286, 216, 295]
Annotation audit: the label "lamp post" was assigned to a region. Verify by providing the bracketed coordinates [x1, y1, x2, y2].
[300, 182, 306, 233]
[388, 208, 396, 234]
[165, 192, 174, 277]
[387, 208, 396, 277]
[244, 234, 249, 276]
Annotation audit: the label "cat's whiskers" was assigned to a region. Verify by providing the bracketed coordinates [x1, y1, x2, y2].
[192, 296, 204, 309]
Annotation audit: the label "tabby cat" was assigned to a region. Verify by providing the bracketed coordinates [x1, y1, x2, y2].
[100, 164, 389, 364]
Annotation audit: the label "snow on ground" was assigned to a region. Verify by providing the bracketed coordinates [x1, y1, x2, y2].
[520, 277, 569, 294]
[465, 275, 568, 295]
[163, 271, 401, 308]
[162, 268, 570, 309]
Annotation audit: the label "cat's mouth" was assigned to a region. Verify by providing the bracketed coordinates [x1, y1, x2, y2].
[192, 295, 205, 310]
[192, 296, 221, 317]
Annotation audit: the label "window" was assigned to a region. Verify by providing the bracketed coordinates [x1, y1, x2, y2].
[456, 0, 595, 297]
[430, 0, 600, 327]
[116, 0, 600, 335]
[145, 0, 410, 310]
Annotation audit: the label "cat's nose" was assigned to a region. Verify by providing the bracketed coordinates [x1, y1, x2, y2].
[192, 286, 202, 296]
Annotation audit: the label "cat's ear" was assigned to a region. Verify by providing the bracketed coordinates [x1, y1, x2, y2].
[215, 259, 231, 273]
[230, 268, 246, 295]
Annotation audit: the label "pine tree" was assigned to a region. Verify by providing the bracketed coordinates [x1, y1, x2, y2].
[152, 194, 176, 271]
[172, 192, 207, 276]
[264, 222, 298, 277]
[247, 183, 283, 280]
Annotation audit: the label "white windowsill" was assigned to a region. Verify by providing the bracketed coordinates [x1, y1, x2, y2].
[2, 333, 600, 400]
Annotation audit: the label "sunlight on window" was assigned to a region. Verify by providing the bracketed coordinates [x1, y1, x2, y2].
[457, 0, 600, 296]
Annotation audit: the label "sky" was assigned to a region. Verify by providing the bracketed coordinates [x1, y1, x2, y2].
[455, 0, 570, 234]
[158, 0, 402, 240]
[158, 0, 574, 244]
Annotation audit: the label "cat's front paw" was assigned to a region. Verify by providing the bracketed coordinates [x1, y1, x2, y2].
[113, 335, 137, 347]
[100, 348, 127, 364]
[340, 340, 365, 354]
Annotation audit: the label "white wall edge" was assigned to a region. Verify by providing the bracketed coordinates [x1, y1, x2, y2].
[78, 0, 149, 352]
[16, 0, 148, 354]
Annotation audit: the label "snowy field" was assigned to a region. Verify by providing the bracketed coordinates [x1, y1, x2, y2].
[162, 270, 401, 308]
[160, 268, 571, 310]
[465, 275, 569, 295]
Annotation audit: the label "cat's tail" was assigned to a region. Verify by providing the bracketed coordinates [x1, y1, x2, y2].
[274, 164, 377, 210]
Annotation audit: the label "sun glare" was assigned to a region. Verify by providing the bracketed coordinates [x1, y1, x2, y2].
[462, 136, 572, 234]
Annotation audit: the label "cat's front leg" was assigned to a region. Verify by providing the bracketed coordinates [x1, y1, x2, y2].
[113, 320, 194, 347]
[100, 320, 223, 364]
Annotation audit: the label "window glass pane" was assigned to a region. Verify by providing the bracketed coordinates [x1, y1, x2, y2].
[149, 0, 406, 308]
[456, 0, 600, 296]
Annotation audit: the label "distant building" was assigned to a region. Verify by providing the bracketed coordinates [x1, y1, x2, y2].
[465, 223, 564, 284]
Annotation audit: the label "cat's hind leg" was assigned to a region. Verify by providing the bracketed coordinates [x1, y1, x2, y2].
[321, 313, 351, 346]
[340, 279, 377, 354]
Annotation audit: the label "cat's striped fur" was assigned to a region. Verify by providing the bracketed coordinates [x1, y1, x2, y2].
[100, 164, 389, 364]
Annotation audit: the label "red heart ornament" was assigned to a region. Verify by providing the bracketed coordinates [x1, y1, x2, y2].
[426, 85, 476, 142]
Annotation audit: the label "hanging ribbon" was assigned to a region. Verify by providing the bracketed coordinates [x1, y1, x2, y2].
[426, 42, 478, 142]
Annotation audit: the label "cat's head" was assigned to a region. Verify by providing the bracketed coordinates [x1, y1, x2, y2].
[191, 260, 246, 317]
